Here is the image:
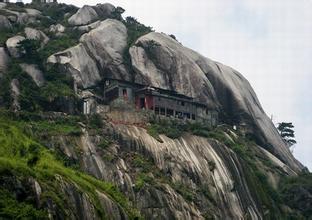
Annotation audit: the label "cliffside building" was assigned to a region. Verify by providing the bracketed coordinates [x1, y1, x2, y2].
[103, 78, 218, 126]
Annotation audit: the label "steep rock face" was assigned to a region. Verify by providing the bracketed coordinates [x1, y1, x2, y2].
[0, 15, 12, 30]
[19, 63, 45, 87]
[6, 35, 25, 58]
[68, 5, 98, 26]
[68, 4, 116, 26]
[48, 19, 129, 88]
[24, 27, 49, 45]
[47, 44, 100, 88]
[0, 47, 9, 77]
[80, 19, 129, 80]
[48, 121, 298, 219]
[130, 32, 302, 172]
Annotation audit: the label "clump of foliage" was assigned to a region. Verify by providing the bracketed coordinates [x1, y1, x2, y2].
[147, 119, 213, 140]
[38, 34, 79, 60]
[277, 122, 297, 148]
[279, 173, 312, 218]
[0, 188, 46, 219]
[0, 115, 141, 219]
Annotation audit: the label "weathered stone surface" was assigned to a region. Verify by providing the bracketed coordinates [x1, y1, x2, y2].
[24, 27, 49, 45]
[76, 20, 101, 32]
[3, 9, 40, 25]
[68, 3, 116, 26]
[48, 19, 129, 88]
[49, 23, 66, 33]
[0, 3, 6, 9]
[25, 8, 41, 17]
[68, 5, 99, 26]
[19, 63, 45, 87]
[80, 19, 129, 80]
[0, 15, 12, 30]
[47, 44, 101, 88]
[0, 47, 9, 77]
[130, 32, 303, 172]
[93, 3, 116, 18]
[6, 35, 25, 58]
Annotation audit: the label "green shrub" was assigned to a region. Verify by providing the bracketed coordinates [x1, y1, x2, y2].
[0, 189, 47, 219]
[97, 138, 112, 149]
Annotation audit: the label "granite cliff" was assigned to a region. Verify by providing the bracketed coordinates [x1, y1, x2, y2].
[0, 2, 310, 220]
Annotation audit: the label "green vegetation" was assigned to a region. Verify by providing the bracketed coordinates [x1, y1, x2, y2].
[0, 188, 47, 219]
[0, 115, 141, 219]
[147, 119, 213, 140]
[279, 173, 312, 218]
[38, 34, 79, 60]
[277, 122, 297, 148]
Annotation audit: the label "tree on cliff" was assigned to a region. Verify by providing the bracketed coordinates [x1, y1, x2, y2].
[277, 122, 297, 148]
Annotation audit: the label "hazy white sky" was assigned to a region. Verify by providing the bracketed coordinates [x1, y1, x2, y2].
[20, 0, 312, 169]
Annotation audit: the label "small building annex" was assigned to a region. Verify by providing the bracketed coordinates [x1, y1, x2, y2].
[103, 78, 218, 126]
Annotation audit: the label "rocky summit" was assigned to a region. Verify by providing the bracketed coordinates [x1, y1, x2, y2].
[0, 1, 311, 220]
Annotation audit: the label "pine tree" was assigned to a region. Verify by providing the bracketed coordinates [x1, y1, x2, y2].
[277, 122, 297, 147]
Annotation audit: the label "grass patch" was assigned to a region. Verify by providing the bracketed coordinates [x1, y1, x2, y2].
[0, 116, 141, 219]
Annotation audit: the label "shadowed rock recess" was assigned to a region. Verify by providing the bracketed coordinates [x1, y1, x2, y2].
[0, 2, 310, 220]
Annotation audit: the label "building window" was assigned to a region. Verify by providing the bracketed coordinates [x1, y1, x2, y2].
[175, 111, 183, 119]
[181, 101, 185, 106]
[160, 108, 166, 115]
[184, 113, 190, 119]
[192, 114, 196, 120]
[155, 107, 160, 114]
[167, 109, 174, 117]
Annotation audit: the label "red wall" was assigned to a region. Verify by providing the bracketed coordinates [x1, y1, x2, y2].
[145, 96, 154, 110]
[135, 95, 154, 110]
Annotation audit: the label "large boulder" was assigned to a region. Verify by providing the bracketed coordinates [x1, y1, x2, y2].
[47, 44, 101, 88]
[6, 35, 25, 58]
[68, 5, 99, 26]
[0, 15, 12, 30]
[49, 23, 66, 33]
[24, 27, 49, 45]
[3, 9, 40, 25]
[19, 63, 45, 87]
[130, 32, 303, 173]
[0, 47, 9, 77]
[48, 19, 129, 88]
[80, 19, 129, 80]
[68, 3, 116, 26]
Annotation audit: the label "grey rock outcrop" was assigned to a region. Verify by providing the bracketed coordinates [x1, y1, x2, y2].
[68, 5, 99, 26]
[68, 3, 116, 26]
[3, 8, 41, 25]
[129, 32, 303, 172]
[19, 63, 45, 87]
[80, 19, 129, 80]
[0, 15, 12, 30]
[0, 3, 6, 9]
[76, 20, 101, 32]
[6, 35, 25, 58]
[48, 19, 129, 88]
[47, 44, 101, 88]
[25, 27, 49, 45]
[49, 23, 65, 33]
[0, 47, 9, 77]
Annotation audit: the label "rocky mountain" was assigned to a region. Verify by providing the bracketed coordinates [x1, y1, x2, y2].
[0, 1, 311, 220]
